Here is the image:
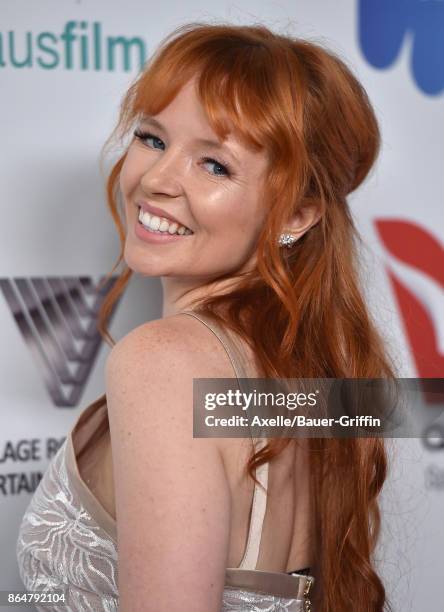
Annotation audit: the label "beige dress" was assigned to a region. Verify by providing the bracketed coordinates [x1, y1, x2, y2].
[16, 310, 315, 611]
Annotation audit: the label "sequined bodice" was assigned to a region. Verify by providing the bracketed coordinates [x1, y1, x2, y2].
[16, 311, 315, 611]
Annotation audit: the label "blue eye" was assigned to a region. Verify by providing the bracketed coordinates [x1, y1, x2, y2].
[201, 157, 230, 177]
[134, 130, 164, 150]
[133, 129, 232, 178]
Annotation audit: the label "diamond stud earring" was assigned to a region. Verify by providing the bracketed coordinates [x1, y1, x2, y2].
[278, 233, 298, 248]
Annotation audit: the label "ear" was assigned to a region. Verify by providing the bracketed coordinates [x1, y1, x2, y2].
[283, 202, 322, 241]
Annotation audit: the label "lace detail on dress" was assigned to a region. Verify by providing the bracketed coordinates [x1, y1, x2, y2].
[223, 587, 304, 611]
[16, 441, 119, 611]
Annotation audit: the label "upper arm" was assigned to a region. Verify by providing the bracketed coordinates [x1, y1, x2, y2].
[105, 319, 231, 612]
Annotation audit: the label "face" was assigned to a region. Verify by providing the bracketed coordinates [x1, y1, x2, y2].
[120, 77, 269, 290]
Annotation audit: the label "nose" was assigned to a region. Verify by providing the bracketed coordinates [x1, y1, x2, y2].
[139, 148, 184, 197]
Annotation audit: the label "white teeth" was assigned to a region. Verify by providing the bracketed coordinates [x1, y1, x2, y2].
[138, 207, 192, 236]
[149, 215, 161, 231]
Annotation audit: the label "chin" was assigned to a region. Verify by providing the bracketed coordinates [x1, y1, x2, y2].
[122, 245, 166, 277]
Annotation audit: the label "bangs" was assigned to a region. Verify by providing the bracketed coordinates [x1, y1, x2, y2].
[121, 24, 283, 153]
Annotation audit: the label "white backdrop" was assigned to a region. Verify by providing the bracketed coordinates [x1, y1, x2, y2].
[1, 1, 443, 610]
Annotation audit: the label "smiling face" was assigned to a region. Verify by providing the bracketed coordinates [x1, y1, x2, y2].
[120, 77, 270, 291]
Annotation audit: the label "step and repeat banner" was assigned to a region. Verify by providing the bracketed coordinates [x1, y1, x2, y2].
[1, 1, 443, 610]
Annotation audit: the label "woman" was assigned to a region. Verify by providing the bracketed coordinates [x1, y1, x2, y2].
[16, 22, 396, 611]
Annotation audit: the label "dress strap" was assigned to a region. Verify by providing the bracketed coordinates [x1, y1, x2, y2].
[178, 310, 269, 571]
[237, 438, 268, 570]
[178, 310, 247, 379]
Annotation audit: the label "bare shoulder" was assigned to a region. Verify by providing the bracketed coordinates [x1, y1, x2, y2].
[105, 312, 235, 381]
[104, 312, 236, 462]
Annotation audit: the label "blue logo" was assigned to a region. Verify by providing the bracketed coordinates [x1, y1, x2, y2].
[358, 0, 444, 95]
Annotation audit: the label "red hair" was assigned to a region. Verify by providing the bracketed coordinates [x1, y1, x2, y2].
[89, 22, 397, 611]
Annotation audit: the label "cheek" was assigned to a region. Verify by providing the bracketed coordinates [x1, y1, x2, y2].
[199, 187, 248, 227]
[198, 189, 262, 243]
[231, 198, 266, 248]
[227, 194, 262, 233]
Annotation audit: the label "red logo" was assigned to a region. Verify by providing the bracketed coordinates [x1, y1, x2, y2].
[375, 219, 444, 403]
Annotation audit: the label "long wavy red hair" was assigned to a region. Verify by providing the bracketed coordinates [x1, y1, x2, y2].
[87, 22, 397, 611]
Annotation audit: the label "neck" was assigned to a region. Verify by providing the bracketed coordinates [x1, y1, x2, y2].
[160, 274, 244, 318]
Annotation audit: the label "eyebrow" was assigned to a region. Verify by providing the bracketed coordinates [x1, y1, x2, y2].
[139, 115, 240, 165]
